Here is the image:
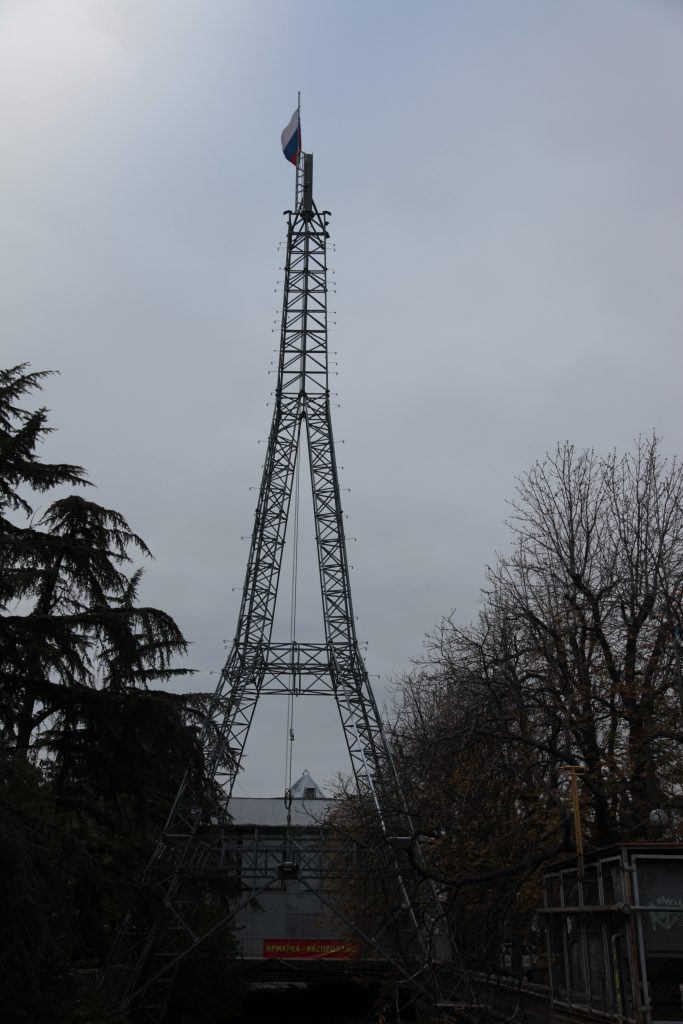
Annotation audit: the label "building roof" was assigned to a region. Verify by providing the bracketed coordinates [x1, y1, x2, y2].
[227, 770, 331, 826]
[290, 769, 326, 800]
[228, 795, 333, 827]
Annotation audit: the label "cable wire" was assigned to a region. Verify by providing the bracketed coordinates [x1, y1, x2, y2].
[284, 446, 301, 801]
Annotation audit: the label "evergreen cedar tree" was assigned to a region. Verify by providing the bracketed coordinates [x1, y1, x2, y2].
[0, 365, 242, 1023]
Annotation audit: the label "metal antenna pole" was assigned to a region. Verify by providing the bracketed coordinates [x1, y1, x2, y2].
[295, 91, 303, 210]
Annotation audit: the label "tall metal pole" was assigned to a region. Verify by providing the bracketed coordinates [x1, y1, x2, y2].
[562, 764, 585, 883]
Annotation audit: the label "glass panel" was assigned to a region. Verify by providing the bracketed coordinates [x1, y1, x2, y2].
[586, 919, 611, 1011]
[583, 865, 600, 907]
[563, 871, 579, 908]
[566, 915, 588, 1005]
[619, 933, 635, 1020]
[548, 916, 569, 1002]
[547, 874, 560, 908]
[602, 860, 624, 905]
[644, 956, 683, 1022]
[636, 858, 683, 955]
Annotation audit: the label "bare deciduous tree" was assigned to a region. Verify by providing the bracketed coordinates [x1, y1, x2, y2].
[339, 436, 683, 969]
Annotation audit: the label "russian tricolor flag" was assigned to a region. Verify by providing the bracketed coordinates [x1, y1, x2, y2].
[281, 108, 301, 166]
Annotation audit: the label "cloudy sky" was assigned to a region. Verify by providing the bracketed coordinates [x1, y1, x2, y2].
[2, 0, 682, 795]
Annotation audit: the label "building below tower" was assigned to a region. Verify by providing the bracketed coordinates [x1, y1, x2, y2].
[227, 771, 355, 961]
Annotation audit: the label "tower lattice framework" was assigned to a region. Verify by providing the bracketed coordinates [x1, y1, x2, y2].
[103, 151, 447, 1023]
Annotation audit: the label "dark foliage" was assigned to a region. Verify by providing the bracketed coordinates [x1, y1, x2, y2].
[0, 365, 241, 1021]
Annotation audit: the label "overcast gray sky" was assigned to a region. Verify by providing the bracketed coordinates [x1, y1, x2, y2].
[2, 0, 682, 795]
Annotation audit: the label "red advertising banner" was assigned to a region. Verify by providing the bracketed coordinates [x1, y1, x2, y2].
[262, 938, 359, 959]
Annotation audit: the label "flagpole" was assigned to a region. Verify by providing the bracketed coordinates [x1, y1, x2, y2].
[295, 91, 303, 210]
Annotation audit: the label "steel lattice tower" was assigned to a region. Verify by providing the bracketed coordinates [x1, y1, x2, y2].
[102, 147, 448, 1023]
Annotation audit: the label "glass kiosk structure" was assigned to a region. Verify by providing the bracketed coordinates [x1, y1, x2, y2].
[542, 844, 683, 1023]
